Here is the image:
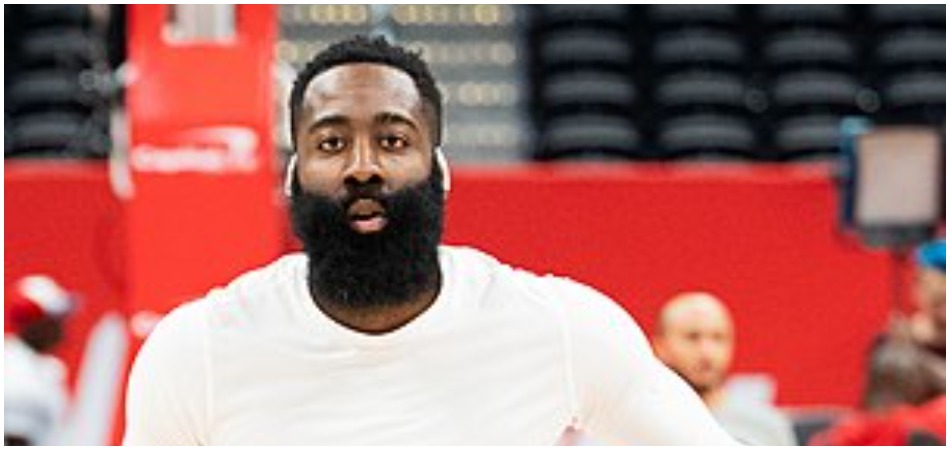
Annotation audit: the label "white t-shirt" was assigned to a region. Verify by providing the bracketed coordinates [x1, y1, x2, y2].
[123, 246, 737, 445]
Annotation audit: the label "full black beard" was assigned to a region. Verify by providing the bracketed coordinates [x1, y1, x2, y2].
[289, 163, 445, 311]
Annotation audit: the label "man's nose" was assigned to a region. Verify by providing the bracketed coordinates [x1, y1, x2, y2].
[343, 138, 383, 185]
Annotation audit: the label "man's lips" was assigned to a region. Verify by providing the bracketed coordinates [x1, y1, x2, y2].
[347, 198, 387, 233]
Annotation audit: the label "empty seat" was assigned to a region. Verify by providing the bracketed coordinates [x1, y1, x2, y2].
[876, 30, 945, 69]
[6, 112, 110, 157]
[542, 71, 637, 112]
[771, 71, 860, 111]
[656, 71, 747, 112]
[538, 5, 629, 30]
[759, 5, 850, 28]
[18, 4, 91, 28]
[870, 5, 945, 28]
[6, 70, 100, 114]
[881, 71, 945, 123]
[540, 30, 633, 70]
[764, 30, 855, 68]
[650, 5, 738, 27]
[658, 114, 755, 153]
[654, 30, 744, 69]
[540, 114, 640, 157]
[774, 115, 843, 153]
[883, 71, 945, 107]
[17, 28, 101, 69]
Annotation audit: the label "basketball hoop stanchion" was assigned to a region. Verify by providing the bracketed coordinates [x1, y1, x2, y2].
[118, 4, 280, 443]
[126, 4, 280, 319]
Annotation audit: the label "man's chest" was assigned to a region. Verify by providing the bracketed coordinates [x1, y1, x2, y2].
[206, 318, 572, 444]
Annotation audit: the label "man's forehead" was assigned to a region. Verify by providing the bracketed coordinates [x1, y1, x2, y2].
[303, 63, 422, 111]
[663, 302, 733, 333]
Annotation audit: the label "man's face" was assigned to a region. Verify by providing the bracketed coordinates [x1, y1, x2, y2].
[294, 63, 435, 231]
[289, 63, 444, 310]
[655, 307, 734, 394]
[916, 268, 946, 330]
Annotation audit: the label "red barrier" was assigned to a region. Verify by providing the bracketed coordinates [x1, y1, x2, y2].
[5, 159, 908, 444]
[126, 5, 282, 319]
[4, 161, 126, 443]
[443, 162, 903, 406]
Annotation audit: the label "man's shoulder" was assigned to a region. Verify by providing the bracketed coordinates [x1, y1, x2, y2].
[442, 245, 629, 322]
[217, 252, 307, 300]
[155, 253, 307, 334]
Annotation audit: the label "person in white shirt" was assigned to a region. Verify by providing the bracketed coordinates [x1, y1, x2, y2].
[123, 35, 739, 445]
[653, 292, 796, 445]
[5, 275, 74, 446]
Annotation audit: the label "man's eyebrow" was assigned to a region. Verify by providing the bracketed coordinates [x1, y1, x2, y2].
[375, 111, 419, 132]
[306, 114, 349, 134]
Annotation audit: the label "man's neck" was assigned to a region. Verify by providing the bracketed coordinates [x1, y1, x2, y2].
[701, 386, 727, 409]
[309, 270, 442, 335]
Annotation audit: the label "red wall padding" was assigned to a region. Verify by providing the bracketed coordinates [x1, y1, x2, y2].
[5, 162, 126, 390]
[5, 160, 901, 424]
[443, 162, 900, 406]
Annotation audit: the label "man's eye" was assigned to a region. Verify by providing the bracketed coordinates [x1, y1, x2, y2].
[380, 135, 408, 150]
[317, 137, 345, 152]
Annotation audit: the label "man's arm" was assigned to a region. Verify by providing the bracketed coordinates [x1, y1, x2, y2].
[553, 279, 740, 445]
[123, 302, 209, 445]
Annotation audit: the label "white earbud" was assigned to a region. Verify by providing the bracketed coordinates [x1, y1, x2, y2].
[435, 146, 451, 197]
[283, 153, 297, 197]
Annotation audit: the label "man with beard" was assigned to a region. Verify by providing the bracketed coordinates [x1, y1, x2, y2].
[123, 35, 737, 445]
[654, 292, 795, 445]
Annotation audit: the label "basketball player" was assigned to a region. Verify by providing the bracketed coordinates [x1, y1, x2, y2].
[123, 36, 738, 445]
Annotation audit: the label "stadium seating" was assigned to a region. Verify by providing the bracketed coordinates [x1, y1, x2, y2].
[525, 5, 943, 161]
[5, 5, 113, 159]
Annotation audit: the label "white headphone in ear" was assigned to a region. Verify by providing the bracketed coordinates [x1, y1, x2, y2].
[283, 153, 297, 197]
[283, 147, 451, 199]
[435, 146, 451, 197]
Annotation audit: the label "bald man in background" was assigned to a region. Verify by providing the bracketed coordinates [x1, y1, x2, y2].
[654, 292, 796, 445]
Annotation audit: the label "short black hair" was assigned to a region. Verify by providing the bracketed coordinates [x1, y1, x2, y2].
[289, 35, 443, 149]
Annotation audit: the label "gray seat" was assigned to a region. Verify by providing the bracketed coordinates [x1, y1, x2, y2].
[540, 30, 633, 69]
[870, 5, 945, 27]
[6, 70, 100, 113]
[539, 5, 629, 29]
[654, 30, 744, 68]
[883, 71, 945, 108]
[771, 71, 860, 110]
[774, 115, 842, 153]
[541, 114, 639, 156]
[650, 5, 738, 26]
[759, 5, 849, 27]
[764, 30, 855, 68]
[7, 112, 110, 157]
[656, 71, 747, 111]
[18, 28, 101, 69]
[542, 71, 637, 110]
[658, 114, 755, 152]
[19, 4, 90, 27]
[876, 30, 946, 68]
